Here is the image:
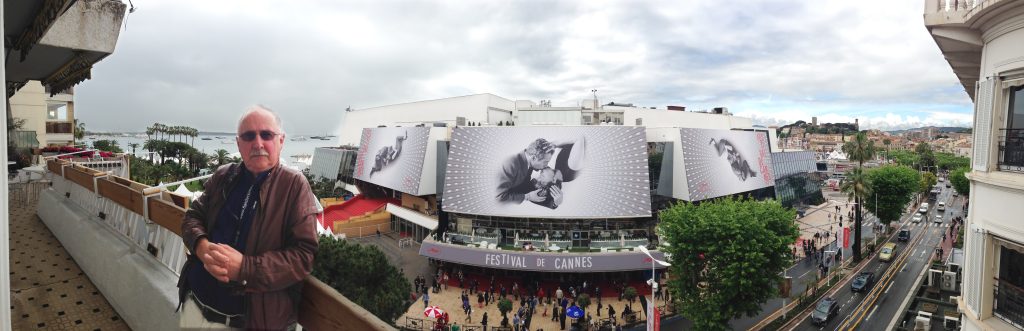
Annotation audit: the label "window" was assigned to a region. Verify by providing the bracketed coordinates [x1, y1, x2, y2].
[1000, 86, 1024, 171]
[996, 245, 1024, 328]
[47, 105, 68, 121]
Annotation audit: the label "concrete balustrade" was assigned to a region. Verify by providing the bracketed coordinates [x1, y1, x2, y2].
[36, 159, 396, 331]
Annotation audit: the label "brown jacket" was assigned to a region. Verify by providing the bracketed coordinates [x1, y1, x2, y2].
[180, 163, 319, 330]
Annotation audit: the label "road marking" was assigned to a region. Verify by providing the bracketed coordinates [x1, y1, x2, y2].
[920, 250, 926, 257]
[884, 282, 892, 294]
[865, 305, 879, 321]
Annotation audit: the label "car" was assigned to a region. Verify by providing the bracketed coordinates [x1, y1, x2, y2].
[938, 202, 946, 212]
[919, 202, 930, 214]
[898, 229, 911, 242]
[954, 192, 959, 197]
[934, 213, 943, 224]
[851, 271, 876, 292]
[811, 297, 840, 326]
[938, 177, 945, 182]
[912, 213, 924, 223]
[946, 183, 952, 188]
[880, 243, 897, 262]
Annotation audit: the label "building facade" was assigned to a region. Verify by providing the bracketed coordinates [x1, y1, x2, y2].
[925, 0, 1024, 329]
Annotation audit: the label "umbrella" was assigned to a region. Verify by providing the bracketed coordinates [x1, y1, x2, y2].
[424, 306, 444, 319]
[566, 305, 584, 319]
[515, 232, 520, 246]
[545, 233, 550, 248]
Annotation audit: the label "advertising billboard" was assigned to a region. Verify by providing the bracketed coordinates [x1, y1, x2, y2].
[680, 128, 775, 200]
[419, 240, 668, 273]
[442, 126, 651, 218]
[353, 127, 430, 195]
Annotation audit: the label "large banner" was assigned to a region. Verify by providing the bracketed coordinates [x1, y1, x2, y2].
[680, 128, 775, 200]
[419, 240, 668, 272]
[442, 126, 651, 218]
[353, 127, 430, 195]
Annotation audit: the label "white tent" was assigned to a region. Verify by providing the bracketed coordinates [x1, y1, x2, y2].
[173, 184, 193, 199]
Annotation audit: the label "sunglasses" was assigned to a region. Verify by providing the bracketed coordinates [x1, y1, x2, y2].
[237, 130, 281, 142]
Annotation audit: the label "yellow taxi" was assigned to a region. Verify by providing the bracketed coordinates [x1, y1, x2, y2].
[879, 243, 897, 262]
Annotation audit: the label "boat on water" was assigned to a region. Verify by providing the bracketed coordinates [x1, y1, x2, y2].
[291, 136, 309, 141]
[201, 137, 213, 141]
[220, 140, 234, 144]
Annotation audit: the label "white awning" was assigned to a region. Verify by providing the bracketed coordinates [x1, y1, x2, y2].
[385, 203, 438, 230]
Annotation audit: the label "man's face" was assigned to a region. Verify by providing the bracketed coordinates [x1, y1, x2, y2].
[529, 153, 552, 170]
[236, 110, 284, 173]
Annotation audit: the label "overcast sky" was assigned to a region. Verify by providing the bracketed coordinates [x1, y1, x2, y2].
[76, 0, 971, 134]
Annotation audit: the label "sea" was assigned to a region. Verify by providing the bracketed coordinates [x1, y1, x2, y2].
[85, 133, 343, 171]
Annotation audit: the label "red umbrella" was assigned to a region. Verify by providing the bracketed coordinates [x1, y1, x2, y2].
[423, 306, 444, 319]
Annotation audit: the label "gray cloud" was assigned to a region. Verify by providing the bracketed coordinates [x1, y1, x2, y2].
[74, 0, 971, 134]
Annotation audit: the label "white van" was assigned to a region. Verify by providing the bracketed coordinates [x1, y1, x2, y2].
[938, 202, 946, 212]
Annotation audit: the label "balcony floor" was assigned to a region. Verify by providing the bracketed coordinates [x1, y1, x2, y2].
[8, 195, 129, 331]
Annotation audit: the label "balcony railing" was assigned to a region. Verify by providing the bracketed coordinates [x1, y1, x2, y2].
[41, 159, 395, 330]
[45, 121, 73, 134]
[994, 278, 1024, 329]
[998, 129, 1024, 173]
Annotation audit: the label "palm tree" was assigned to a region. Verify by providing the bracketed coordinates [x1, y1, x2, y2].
[74, 120, 86, 145]
[213, 149, 230, 166]
[841, 132, 875, 262]
[128, 143, 139, 155]
[882, 139, 891, 163]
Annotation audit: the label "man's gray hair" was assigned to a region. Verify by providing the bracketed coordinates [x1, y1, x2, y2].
[238, 104, 285, 133]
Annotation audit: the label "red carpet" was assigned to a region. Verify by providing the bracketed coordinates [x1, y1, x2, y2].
[321, 195, 398, 232]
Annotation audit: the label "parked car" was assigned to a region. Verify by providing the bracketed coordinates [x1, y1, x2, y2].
[953, 191, 959, 197]
[851, 272, 876, 292]
[898, 229, 911, 242]
[811, 297, 840, 326]
[946, 183, 952, 188]
[880, 243, 897, 262]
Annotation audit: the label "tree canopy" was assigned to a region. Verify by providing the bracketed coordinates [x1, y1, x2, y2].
[950, 167, 970, 195]
[920, 172, 938, 195]
[311, 235, 412, 323]
[658, 197, 798, 330]
[865, 166, 922, 225]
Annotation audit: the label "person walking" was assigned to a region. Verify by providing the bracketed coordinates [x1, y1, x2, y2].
[481, 312, 488, 331]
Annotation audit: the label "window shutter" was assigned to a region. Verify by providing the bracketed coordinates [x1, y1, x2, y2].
[973, 79, 994, 171]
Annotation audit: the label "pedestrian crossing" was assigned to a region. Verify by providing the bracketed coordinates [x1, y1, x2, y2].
[905, 222, 951, 228]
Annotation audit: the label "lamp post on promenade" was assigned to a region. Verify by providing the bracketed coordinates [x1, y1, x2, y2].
[638, 245, 670, 331]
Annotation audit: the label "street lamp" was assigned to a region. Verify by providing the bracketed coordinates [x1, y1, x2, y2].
[638, 245, 671, 331]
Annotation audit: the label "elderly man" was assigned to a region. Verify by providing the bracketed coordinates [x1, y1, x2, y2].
[178, 105, 319, 330]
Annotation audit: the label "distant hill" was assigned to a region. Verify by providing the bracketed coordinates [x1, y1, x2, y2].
[779, 121, 858, 134]
[886, 126, 970, 134]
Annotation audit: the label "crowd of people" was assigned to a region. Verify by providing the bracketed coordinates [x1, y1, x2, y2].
[412, 265, 663, 331]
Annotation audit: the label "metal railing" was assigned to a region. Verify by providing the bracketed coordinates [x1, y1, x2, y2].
[994, 278, 1024, 329]
[998, 128, 1024, 173]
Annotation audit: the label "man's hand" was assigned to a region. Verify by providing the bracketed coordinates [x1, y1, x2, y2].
[549, 186, 563, 207]
[525, 189, 546, 203]
[205, 243, 244, 283]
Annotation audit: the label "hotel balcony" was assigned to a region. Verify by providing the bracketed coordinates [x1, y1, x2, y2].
[8, 159, 395, 330]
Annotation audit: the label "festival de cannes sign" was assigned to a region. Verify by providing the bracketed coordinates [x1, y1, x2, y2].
[679, 128, 775, 200]
[442, 126, 651, 218]
[419, 240, 667, 273]
[353, 127, 430, 195]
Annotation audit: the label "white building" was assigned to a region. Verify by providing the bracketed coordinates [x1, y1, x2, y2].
[926, 0, 1024, 329]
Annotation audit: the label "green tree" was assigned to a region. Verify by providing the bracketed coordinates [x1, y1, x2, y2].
[576, 293, 591, 315]
[128, 143, 139, 155]
[658, 197, 799, 330]
[74, 120, 86, 145]
[624, 286, 638, 311]
[213, 149, 231, 167]
[935, 152, 970, 171]
[840, 167, 870, 259]
[915, 142, 936, 172]
[498, 298, 513, 326]
[92, 139, 123, 153]
[920, 172, 938, 196]
[887, 149, 920, 168]
[865, 166, 921, 226]
[842, 132, 875, 262]
[950, 167, 970, 195]
[311, 235, 412, 323]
